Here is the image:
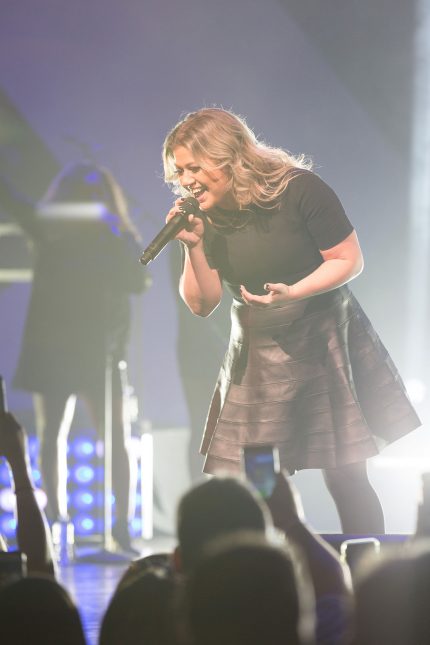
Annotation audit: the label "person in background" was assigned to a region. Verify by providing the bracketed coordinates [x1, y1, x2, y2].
[163, 107, 420, 535]
[352, 544, 430, 645]
[352, 472, 430, 644]
[1, 163, 150, 551]
[99, 567, 177, 645]
[103, 472, 351, 644]
[174, 476, 268, 572]
[175, 474, 352, 645]
[185, 531, 315, 645]
[0, 575, 87, 645]
[266, 472, 353, 645]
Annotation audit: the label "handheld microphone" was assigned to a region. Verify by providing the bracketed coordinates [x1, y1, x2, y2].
[139, 197, 200, 265]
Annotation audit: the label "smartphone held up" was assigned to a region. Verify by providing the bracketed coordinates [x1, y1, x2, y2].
[242, 445, 280, 499]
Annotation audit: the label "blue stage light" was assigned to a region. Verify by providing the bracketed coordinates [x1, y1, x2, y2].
[31, 468, 41, 484]
[73, 465, 95, 484]
[27, 436, 39, 460]
[0, 488, 15, 513]
[72, 438, 95, 459]
[0, 465, 11, 487]
[0, 514, 16, 537]
[0, 422, 146, 542]
[131, 517, 142, 534]
[93, 518, 103, 534]
[72, 491, 95, 510]
[74, 514, 95, 534]
[81, 517, 94, 532]
[85, 170, 101, 184]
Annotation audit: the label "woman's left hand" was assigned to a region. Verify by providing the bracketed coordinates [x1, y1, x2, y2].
[240, 282, 293, 307]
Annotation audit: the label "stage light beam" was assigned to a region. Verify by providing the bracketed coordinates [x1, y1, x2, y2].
[406, 1, 430, 385]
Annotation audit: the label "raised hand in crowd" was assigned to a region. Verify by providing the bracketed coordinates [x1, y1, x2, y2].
[0, 411, 55, 576]
[266, 471, 353, 644]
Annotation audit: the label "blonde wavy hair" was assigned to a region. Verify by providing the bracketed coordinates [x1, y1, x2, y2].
[163, 108, 312, 209]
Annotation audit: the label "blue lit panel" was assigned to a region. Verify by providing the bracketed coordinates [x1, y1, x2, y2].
[71, 438, 96, 459]
[0, 514, 16, 538]
[74, 514, 95, 534]
[27, 436, 39, 460]
[131, 517, 142, 535]
[0, 428, 146, 543]
[31, 468, 41, 485]
[73, 465, 95, 485]
[71, 491, 95, 510]
[0, 465, 11, 487]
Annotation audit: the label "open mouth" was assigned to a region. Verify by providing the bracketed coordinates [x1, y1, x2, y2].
[191, 186, 206, 199]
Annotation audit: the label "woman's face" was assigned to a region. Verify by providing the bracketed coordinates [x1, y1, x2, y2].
[172, 146, 236, 211]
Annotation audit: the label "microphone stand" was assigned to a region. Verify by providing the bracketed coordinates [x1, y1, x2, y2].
[76, 355, 131, 564]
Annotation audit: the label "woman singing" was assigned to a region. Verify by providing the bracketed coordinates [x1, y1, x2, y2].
[163, 108, 420, 534]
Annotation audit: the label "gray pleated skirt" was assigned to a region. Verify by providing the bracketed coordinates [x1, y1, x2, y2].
[201, 286, 421, 475]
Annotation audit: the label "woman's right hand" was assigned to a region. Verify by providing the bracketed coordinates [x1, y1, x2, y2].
[166, 197, 205, 248]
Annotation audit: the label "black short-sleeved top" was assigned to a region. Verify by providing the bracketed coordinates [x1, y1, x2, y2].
[203, 170, 354, 299]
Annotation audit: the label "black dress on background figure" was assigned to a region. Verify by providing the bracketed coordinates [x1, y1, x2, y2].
[0, 175, 149, 399]
[13, 220, 147, 399]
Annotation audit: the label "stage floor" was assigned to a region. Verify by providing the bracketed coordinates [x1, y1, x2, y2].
[59, 536, 175, 645]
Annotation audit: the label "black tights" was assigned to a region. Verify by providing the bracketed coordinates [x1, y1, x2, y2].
[322, 461, 385, 534]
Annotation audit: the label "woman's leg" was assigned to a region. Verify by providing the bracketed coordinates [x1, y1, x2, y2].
[34, 392, 76, 522]
[322, 461, 385, 534]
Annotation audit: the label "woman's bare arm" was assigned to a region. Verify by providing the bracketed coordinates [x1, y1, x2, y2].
[241, 231, 363, 306]
[180, 242, 222, 316]
[166, 199, 222, 316]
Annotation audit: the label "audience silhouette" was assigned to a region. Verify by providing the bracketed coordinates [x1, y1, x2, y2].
[0, 575, 87, 644]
